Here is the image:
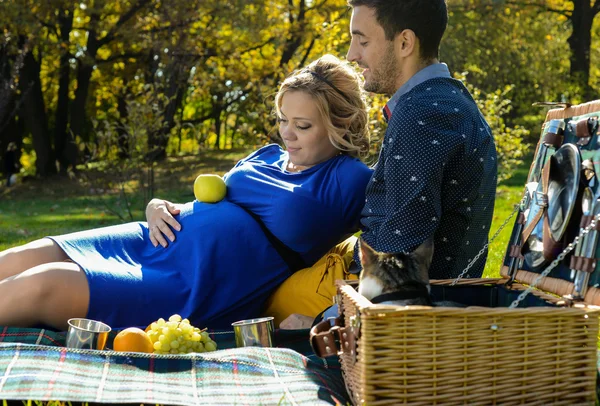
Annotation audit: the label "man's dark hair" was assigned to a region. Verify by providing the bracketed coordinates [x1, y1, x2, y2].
[348, 0, 447, 60]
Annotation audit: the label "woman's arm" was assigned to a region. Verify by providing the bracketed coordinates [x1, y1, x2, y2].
[279, 314, 315, 329]
[145, 198, 182, 248]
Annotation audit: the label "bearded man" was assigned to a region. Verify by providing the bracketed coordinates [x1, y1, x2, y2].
[347, 0, 498, 279]
[280, 0, 498, 330]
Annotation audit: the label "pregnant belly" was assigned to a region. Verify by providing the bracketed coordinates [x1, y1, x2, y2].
[173, 200, 265, 245]
[134, 199, 267, 271]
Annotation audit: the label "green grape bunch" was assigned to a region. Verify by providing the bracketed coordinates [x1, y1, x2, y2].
[146, 314, 218, 354]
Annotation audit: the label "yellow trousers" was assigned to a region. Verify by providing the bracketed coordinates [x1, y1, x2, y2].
[262, 235, 358, 326]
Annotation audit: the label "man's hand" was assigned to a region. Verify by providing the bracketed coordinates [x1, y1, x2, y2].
[279, 314, 315, 330]
[146, 198, 182, 248]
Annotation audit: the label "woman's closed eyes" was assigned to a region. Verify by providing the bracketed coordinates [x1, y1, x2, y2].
[278, 117, 312, 131]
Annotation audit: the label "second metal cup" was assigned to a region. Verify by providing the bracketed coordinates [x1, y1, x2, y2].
[231, 317, 275, 348]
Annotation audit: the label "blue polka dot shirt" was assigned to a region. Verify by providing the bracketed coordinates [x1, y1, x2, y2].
[354, 77, 498, 279]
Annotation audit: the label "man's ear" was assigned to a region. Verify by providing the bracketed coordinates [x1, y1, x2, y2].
[395, 29, 417, 58]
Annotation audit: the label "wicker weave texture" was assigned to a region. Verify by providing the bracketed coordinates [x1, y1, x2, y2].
[336, 281, 599, 406]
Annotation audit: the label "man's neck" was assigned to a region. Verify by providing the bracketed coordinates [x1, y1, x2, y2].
[382, 60, 450, 122]
[393, 58, 439, 95]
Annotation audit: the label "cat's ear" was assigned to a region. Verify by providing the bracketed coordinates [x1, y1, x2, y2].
[358, 237, 377, 267]
[411, 237, 434, 270]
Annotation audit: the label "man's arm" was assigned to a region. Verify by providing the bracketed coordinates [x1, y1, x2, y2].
[362, 103, 459, 254]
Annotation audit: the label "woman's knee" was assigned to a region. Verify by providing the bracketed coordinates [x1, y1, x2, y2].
[1, 238, 68, 268]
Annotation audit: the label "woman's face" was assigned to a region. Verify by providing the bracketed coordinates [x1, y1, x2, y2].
[278, 91, 339, 169]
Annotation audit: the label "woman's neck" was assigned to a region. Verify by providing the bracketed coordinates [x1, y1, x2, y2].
[286, 162, 310, 173]
[286, 151, 343, 173]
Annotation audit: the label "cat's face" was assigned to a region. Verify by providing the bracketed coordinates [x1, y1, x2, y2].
[357, 238, 434, 305]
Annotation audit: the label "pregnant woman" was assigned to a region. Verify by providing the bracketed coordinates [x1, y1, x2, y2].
[0, 54, 374, 330]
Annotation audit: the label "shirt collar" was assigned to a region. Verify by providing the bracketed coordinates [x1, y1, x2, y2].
[382, 63, 451, 122]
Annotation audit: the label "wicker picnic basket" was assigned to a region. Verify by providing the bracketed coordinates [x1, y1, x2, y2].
[334, 279, 598, 405]
[311, 101, 600, 405]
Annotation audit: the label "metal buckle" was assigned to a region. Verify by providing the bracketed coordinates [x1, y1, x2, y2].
[535, 191, 548, 208]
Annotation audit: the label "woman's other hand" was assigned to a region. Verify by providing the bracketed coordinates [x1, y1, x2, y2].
[279, 313, 315, 330]
[146, 199, 182, 248]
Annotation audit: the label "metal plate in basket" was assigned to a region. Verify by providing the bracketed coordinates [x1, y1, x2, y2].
[523, 143, 581, 270]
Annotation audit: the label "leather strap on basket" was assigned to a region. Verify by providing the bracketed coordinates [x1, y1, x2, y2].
[310, 317, 356, 358]
[542, 131, 563, 148]
[520, 160, 551, 248]
[509, 244, 524, 259]
[573, 117, 598, 146]
[540, 149, 569, 260]
[542, 210, 559, 261]
[508, 213, 527, 259]
[580, 215, 600, 229]
[569, 255, 597, 273]
[517, 212, 526, 225]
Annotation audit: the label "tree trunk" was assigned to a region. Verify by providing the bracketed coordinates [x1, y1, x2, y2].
[567, 0, 596, 98]
[116, 92, 130, 159]
[0, 42, 15, 127]
[161, 86, 184, 154]
[0, 42, 25, 166]
[54, 7, 77, 172]
[20, 46, 55, 176]
[146, 86, 184, 160]
[229, 113, 240, 148]
[147, 54, 186, 160]
[70, 0, 152, 148]
[70, 17, 100, 146]
[214, 112, 222, 150]
[279, 0, 306, 67]
[0, 115, 24, 177]
[212, 94, 223, 150]
[69, 62, 95, 144]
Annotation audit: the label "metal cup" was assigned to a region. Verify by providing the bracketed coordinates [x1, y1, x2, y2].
[66, 318, 111, 350]
[231, 317, 275, 348]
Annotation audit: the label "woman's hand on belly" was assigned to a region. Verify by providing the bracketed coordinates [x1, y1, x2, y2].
[146, 198, 182, 248]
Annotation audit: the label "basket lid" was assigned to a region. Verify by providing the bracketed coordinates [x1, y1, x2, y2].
[501, 100, 600, 305]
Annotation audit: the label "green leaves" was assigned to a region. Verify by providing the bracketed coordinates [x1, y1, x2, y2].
[3, 0, 600, 183]
[456, 72, 529, 183]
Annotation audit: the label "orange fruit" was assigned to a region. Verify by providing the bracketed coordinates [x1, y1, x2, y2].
[113, 327, 154, 353]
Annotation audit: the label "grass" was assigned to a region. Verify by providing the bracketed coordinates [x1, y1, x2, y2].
[0, 153, 569, 406]
[482, 161, 530, 278]
[0, 148, 526, 275]
[0, 149, 251, 251]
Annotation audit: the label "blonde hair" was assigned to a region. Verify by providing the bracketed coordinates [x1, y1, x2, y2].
[274, 54, 370, 159]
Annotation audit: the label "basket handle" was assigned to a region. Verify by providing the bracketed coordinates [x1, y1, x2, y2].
[309, 316, 355, 358]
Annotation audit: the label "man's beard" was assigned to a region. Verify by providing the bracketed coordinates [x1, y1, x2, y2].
[363, 44, 400, 96]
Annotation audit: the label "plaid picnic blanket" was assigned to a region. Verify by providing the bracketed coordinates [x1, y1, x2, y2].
[0, 327, 348, 405]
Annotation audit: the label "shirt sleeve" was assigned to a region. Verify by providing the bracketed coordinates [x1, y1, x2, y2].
[363, 102, 463, 254]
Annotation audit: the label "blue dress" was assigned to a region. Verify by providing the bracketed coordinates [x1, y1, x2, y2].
[49, 145, 373, 329]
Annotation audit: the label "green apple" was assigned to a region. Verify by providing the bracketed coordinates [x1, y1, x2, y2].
[193, 174, 227, 203]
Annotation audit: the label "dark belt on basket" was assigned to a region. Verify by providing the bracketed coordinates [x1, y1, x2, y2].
[310, 316, 356, 358]
[520, 158, 551, 250]
[241, 207, 307, 272]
